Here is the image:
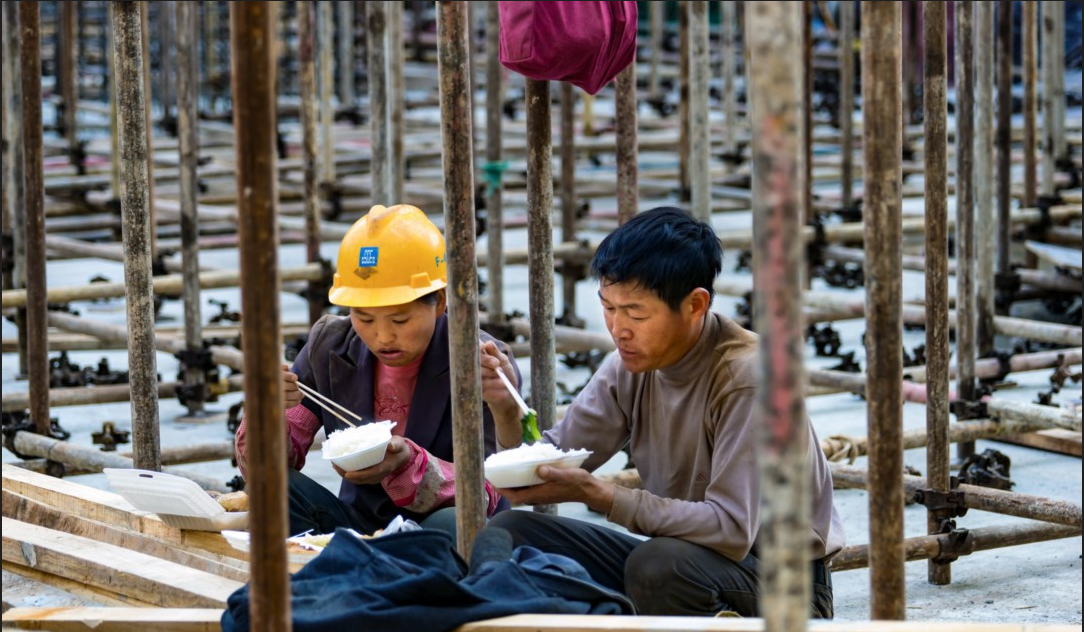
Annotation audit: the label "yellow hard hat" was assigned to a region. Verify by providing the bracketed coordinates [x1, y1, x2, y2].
[329, 204, 447, 308]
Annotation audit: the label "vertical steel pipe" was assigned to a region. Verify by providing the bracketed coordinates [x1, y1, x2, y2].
[58, 0, 78, 156]
[689, 1, 710, 221]
[204, 1, 219, 106]
[140, 1, 156, 257]
[112, 1, 161, 471]
[559, 81, 579, 325]
[721, 0, 737, 157]
[230, 4, 291, 630]
[975, 1, 995, 367]
[437, 0, 485, 558]
[1040, 2, 1056, 197]
[840, 0, 855, 210]
[337, 0, 354, 107]
[176, 0, 206, 418]
[368, 0, 388, 204]
[388, 0, 405, 203]
[1022, 2, 1037, 208]
[19, 2, 49, 437]
[319, 1, 336, 185]
[747, 3, 810, 628]
[159, 1, 176, 134]
[955, 1, 979, 462]
[1051, 4, 1065, 161]
[922, 0, 951, 587]
[995, 0, 1013, 282]
[648, 0, 663, 99]
[108, 2, 121, 197]
[485, 1, 504, 325]
[860, 1, 905, 619]
[300, 2, 322, 326]
[3, 1, 28, 377]
[679, 1, 690, 203]
[525, 78, 556, 430]
[615, 64, 638, 225]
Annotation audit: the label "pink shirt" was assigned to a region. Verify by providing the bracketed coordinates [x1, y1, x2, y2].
[373, 354, 425, 436]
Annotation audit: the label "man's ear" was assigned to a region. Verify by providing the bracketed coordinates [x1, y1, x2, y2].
[435, 288, 448, 314]
[686, 287, 712, 318]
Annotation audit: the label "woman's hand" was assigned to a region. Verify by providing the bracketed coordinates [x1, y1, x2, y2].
[479, 341, 527, 448]
[333, 436, 412, 486]
[282, 364, 303, 409]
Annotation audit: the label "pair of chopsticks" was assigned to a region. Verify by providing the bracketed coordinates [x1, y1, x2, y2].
[295, 381, 360, 428]
[495, 367, 534, 419]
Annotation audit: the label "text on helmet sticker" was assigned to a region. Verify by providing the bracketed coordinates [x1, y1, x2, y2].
[359, 247, 379, 267]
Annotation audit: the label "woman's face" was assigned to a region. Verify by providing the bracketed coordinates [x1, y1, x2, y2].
[349, 290, 447, 367]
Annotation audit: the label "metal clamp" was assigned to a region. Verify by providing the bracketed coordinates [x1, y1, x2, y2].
[932, 520, 975, 565]
[912, 488, 969, 519]
[950, 398, 988, 421]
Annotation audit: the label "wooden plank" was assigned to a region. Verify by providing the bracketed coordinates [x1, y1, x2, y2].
[1, 465, 245, 561]
[453, 615, 1082, 632]
[2, 607, 222, 632]
[994, 429, 1083, 457]
[2, 562, 154, 608]
[1, 518, 241, 608]
[1, 489, 248, 581]
[1025, 240, 1082, 272]
[2, 610, 1078, 632]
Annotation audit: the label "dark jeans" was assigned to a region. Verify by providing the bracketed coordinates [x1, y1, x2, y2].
[286, 469, 458, 539]
[488, 510, 834, 618]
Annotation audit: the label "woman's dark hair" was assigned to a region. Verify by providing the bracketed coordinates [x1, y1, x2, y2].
[589, 207, 722, 311]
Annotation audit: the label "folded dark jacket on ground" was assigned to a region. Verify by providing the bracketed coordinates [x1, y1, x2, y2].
[222, 526, 634, 632]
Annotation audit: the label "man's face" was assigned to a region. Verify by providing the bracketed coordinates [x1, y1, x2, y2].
[349, 290, 446, 367]
[598, 280, 706, 373]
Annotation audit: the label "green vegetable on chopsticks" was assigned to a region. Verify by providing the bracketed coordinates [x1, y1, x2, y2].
[521, 408, 542, 444]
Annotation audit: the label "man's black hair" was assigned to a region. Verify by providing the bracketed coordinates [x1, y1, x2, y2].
[589, 207, 722, 312]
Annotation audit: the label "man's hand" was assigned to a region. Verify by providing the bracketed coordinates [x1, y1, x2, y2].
[333, 436, 412, 486]
[496, 466, 615, 515]
[282, 363, 303, 409]
[479, 340, 526, 448]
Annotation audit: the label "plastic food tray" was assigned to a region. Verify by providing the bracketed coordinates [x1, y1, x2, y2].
[103, 468, 248, 532]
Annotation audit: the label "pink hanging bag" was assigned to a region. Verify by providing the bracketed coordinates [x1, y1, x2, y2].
[498, 1, 639, 95]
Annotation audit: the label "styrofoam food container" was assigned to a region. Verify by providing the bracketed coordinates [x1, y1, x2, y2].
[103, 468, 248, 532]
[484, 451, 592, 488]
[322, 421, 395, 472]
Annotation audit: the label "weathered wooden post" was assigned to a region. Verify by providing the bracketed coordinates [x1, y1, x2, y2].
[300, 1, 322, 326]
[230, 3, 291, 629]
[388, 0, 405, 203]
[525, 77, 557, 471]
[648, 1, 663, 99]
[140, 1, 156, 257]
[747, 2, 811, 628]
[995, 0, 1013, 293]
[108, 3, 121, 198]
[560, 82, 581, 326]
[319, 1, 336, 186]
[689, 1, 711, 221]
[679, 1, 690, 203]
[437, 0, 486, 557]
[922, 0, 951, 587]
[3, 1, 28, 378]
[721, 0, 738, 160]
[58, 0, 79, 162]
[839, 0, 855, 211]
[615, 64, 639, 226]
[368, 0, 388, 204]
[861, 1, 905, 619]
[338, 0, 355, 108]
[1022, 2, 1038, 208]
[954, 0, 980, 469]
[112, 0, 161, 470]
[176, 0, 208, 420]
[19, 1, 48, 437]
[158, 1, 176, 135]
[1039, 2, 1057, 197]
[484, 0, 505, 326]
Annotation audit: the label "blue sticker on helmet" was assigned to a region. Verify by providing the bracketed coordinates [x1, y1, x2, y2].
[359, 247, 379, 267]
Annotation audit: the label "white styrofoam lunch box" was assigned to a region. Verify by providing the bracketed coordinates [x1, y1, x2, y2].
[103, 468, 248, 532]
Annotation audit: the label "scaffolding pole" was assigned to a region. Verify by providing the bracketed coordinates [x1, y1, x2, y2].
[560, 81, 581, 327]
[388, 0, 405, 203]
[176, 0, 207, 419]
[19, 1, 48, 437]
[367, 0, 388, 205]
[689, 1, 711, 221]
[861, 1, 905, 620]
[721, 0, 738, 159]
[747, 2, 810, 627]
[615, 64, 638, 225]
[337, 0, 354, 107]
[1022, 2, 1038, 208]
[300, 1, 321, 326]
[3, 1, 28, 377]
[923, 0, 951, 587]
[995, 0, 1013, 286]
[437, 0, 485, 559]
[1040, 2, 1056, 197]
[839, 1, 855, 210]
[975, 1, 996, 363]
[112, 0, 161, 471]
[230, 3, 291, 630]
[484, 0, 504, 325]
[319, 1, 335, 185]
[679, 1, 690, 203]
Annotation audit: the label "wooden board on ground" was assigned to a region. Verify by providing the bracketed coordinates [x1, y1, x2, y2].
[994, 429, 1083, 457]
[3, 610, 1081, 632]
[1, 518, 242, 608]
[2, 607, 222, 632]
[1025, 240, 1083, 272]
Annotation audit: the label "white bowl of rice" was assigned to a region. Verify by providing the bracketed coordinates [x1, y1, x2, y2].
[322, 421, 396, 472]
[484, 442, 592, 489]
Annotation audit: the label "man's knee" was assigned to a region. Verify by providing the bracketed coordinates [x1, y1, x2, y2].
[488, 509, 548, 546]
[624, 538, 757, 617]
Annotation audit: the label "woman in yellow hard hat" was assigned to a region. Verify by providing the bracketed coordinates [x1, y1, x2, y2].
[234, 204, 524, 538]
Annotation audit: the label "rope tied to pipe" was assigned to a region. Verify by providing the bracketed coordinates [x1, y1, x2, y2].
[822, 434, 864, 464]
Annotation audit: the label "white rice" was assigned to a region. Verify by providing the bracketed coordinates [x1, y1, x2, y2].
[484, 442, 589, 467]
[322, 421, 394, 458]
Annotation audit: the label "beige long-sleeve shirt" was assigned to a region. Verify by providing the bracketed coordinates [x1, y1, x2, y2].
[547, 312, 845, 562]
